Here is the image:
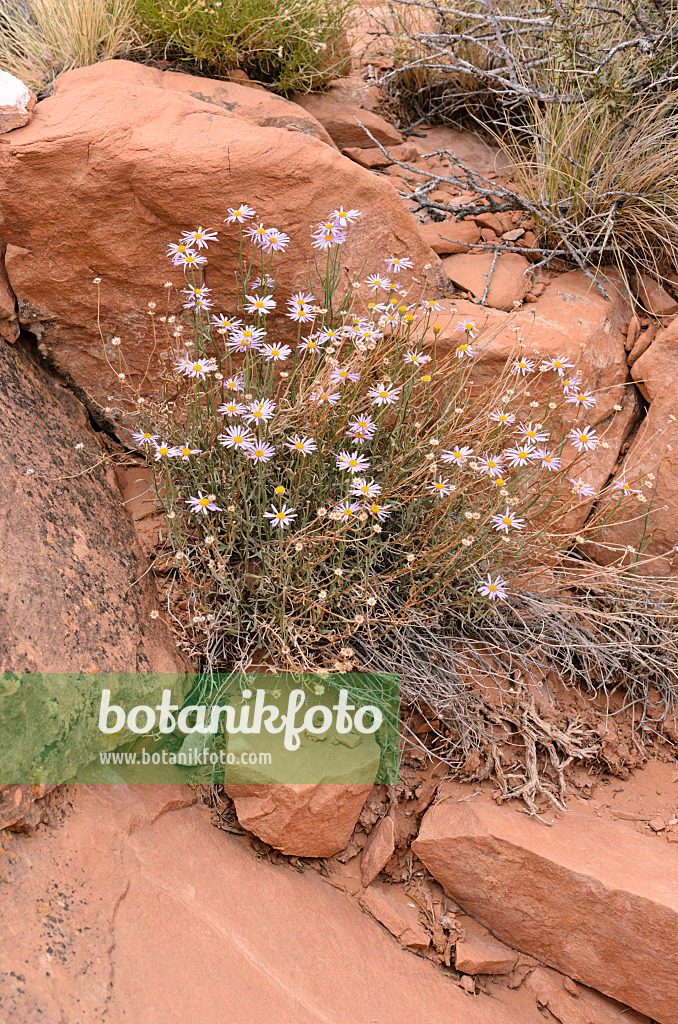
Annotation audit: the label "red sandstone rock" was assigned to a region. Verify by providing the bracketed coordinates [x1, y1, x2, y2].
[293, 92, 402, 149]
[410, 124, 508, 176]
[412, 789, 678, 1024]
[526, 969, 648, 1024]
[0, 784, 544, 1023]
[0, 784, 58, 833]
[418, 219, 481, 254]
[0, 69, 35, 133]
[0, 338, 184, 676]
[455, 934, 518, 975]
[56, 59, 335, 143]
[359, 881, 430, 949]
[634, 272, 678, 317]
[591, 317, 678, 571]
[360, 812, 396, 885]
[342, 145, 392, 168]
[443, 252, 533, 310]
[224, 783, 373, 857]
[0, 60, 439, 415]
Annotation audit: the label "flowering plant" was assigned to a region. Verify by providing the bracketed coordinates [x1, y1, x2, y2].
[105, 207, 652, 678]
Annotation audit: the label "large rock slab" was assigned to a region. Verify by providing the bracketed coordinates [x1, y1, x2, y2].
[0, 59, 439, 416]
[0, 338, 182, 673]
[412, 790, 678, 1024]
[0, 784, 549, 1024]
[53, 59, 336, 143]
[0, 338, 188, 782]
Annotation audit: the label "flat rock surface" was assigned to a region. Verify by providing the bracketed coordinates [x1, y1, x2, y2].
[1, 784, 552, 1024]
[443, 252, 532, 310]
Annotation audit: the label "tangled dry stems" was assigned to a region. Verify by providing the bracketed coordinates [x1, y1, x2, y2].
[366, 0, 678, 285]
[349, 574, 678, 811]
[370, 0, 678, 122]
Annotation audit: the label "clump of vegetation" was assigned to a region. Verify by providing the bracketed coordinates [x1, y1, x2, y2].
[131, 0, 352, 93]
[0, 0, 352, 96]
[506, 94, 678, 282]
[99, 209, 678, 804]
[373, 0, 678, 125]
[0, 0, 135, 93]
[370, 0, 678, 284]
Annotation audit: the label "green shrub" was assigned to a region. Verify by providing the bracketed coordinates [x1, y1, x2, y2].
[131, 0, 352, 93]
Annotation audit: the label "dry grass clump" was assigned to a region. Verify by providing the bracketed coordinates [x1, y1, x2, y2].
[505, 95, 678, 282]
[0, 0, 135, 93]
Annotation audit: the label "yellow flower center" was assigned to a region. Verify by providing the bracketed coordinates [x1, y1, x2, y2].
[275, 486, 285, 494]
[234, 436, 242, 444]
[370, 504, 379, 514]
[254, 449, 263, 457]
[192, 364, 202, 372]
[488, 584, 497, 592]
[158, 447, 168, 455]
[199, 497, 210, 507]
[276, 512, 286, 521]
[181, 448, 191, 456]
[349, 459, 357, 467]
[488, 460, 496, 468]
[503, 517, 511, 525]
[295, 443, 304, 450]
[580, 434, 588, 443]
